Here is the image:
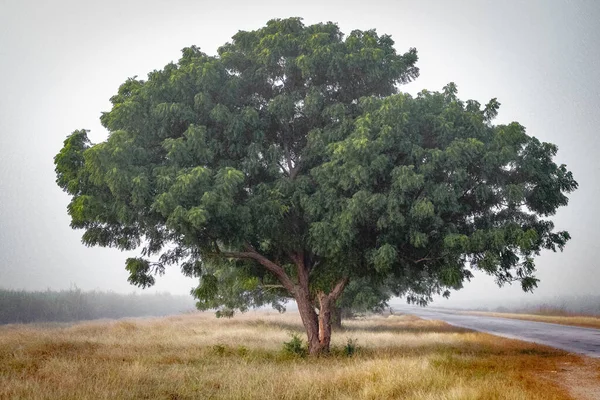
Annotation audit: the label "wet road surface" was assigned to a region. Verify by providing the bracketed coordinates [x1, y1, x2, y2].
[393, 305, 600, 358]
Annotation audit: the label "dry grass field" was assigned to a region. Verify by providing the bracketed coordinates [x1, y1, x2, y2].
[1, 311, 598, 400]
[464, 311, 600, 330]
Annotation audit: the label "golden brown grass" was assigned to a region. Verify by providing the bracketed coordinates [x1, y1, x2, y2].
[0, 311, 593, 399]
[464, 311, 600, 330]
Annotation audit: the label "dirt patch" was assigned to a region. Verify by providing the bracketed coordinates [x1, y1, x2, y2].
[543, 357, 600, 400]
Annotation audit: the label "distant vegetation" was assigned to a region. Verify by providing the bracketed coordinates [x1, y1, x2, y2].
[0, 288, 195, 324]
[492, 295, 600, 316]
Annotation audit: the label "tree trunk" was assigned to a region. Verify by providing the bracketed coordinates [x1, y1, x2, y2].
[317, 292, 334, 351]
[296, 288, 346, 355]
[296, 286, 347, 354]
[294, 287, 321, 354]
[303, 278, 349, 355]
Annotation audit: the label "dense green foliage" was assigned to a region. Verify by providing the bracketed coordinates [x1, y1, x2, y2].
[308, 86, 577, 300]
[55, 17, 576, 352]
[0, 288, 194, 324]
[55, 18, 420, 298]
[336, 278, 393, 317]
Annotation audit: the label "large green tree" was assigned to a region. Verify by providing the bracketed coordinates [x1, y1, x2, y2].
[55, 18, 577, 355]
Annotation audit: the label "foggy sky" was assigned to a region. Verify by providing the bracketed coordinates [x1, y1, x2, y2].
[1, 0, 598, 306]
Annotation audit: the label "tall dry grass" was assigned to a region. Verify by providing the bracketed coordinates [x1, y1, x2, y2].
[0, 311, 590, 399]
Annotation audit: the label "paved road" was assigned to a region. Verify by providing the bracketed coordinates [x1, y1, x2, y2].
[393, 305, 600, 358]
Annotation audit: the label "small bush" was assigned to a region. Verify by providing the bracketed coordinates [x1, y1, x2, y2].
[329, 337, 360, 358]
[212, 344, 227, 356]
[215, 309, 235, 318]
[237, 346, 248, 357]
[344, 338, 358, 357]
[282, 333, 307, 357]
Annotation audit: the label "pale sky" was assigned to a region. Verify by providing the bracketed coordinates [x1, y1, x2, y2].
[1, 0, 598, 306]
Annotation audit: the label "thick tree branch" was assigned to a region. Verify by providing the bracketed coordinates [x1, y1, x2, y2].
[289, 164, 300, 179]
[220, 245, 296, 293]
[329, 277, 349, 302]
[289, 250, 310, 290]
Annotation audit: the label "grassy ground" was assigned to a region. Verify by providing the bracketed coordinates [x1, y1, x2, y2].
[464, 311, 600, 330]
[0, 311, 597, 400]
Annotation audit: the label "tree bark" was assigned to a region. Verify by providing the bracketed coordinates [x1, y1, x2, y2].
[317, 292, 333, 350]
[290, 250, 322, 354]
[295, 287, 321, 354]
[296, 282, 347, 354]
[314, 278, 349, 354]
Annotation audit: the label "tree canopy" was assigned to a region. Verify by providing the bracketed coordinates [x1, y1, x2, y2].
[55, 17, 577, 354]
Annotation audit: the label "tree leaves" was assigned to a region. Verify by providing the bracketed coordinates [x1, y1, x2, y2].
[55, 18, 576, 310]
[125, 258, 158, 288]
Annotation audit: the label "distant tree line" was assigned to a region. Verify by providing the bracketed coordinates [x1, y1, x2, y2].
[0, 287, 195, 324]
[494, 296, 600, 316]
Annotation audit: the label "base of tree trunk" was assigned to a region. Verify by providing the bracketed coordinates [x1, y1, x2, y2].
[294, 277, 349, 356]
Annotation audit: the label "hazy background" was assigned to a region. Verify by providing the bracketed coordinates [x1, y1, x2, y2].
[1, 0, 598, 308]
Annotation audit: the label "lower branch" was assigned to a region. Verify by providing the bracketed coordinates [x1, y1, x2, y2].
[220, 245, 296, 293]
